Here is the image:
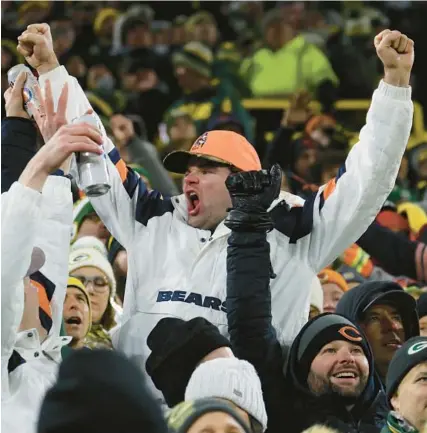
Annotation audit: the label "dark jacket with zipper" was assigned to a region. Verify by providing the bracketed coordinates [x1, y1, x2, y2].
[1, 117, 38, 193]
[226, 230, 387, 433]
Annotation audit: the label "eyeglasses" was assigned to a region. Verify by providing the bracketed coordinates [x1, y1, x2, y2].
[73, 275, 109, 293]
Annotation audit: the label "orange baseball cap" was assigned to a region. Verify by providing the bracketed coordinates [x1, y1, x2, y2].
[318, 268, 349, 293]
[163, 130, 261, 173]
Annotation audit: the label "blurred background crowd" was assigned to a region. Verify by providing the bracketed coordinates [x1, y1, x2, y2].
[2, 1, 427, 185]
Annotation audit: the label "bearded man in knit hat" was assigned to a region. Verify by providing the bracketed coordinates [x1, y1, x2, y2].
[22, 23, 415, 403]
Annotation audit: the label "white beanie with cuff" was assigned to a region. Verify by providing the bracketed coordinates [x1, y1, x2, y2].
[185, 357, 268, 431]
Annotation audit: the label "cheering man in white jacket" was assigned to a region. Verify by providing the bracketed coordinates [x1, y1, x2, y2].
[17, 25, 414, 397]
[1, 71, 103, 433]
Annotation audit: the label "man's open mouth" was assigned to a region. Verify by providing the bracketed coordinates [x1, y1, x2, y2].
[186, 191, 201, 216]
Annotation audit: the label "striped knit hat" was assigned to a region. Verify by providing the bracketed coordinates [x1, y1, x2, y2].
[172, 42, 213, 79]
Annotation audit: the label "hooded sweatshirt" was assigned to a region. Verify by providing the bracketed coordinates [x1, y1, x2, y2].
[335, 281, 420, 385]
[1, 176, 73, 433]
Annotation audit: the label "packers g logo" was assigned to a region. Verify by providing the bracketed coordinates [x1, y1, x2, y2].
[408, 342, 427, 355]
[338, 325, 363, 342]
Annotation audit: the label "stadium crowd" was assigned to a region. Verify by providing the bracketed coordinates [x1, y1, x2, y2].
[2, 1, 427, 433]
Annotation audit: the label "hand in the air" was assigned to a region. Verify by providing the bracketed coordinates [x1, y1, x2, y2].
[4, 71, 29, 119]
[226, 163, 282, 211]
[17, 23, 59, 75]
[30, 79, 69, 143]
[374, 29, 414, 86]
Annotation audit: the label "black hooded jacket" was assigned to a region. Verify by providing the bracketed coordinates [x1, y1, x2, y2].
[335, 281, 419, 350]
[226, 230, 387, 433]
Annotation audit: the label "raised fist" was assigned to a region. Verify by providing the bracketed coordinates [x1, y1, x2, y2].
[17, 23, 59, 74]
[225, 164, 282, 233]
[374, 29, 414, 86]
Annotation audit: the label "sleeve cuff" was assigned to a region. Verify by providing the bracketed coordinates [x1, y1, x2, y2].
[38, 65, 68, 86]
[378, 80, 412, 101]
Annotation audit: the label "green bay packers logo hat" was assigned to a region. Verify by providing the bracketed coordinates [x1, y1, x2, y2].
[386, 336, 427, 402]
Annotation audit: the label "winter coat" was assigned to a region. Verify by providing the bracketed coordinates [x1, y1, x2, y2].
[226, 230, 388, 433]
[1, 117, 38, 193]
[1, 176, 73, 433]
[45, 65, 412, 402]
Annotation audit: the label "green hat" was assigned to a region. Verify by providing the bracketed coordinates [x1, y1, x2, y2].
[172, 42, 213, 79]
[71, 198, 96, 244]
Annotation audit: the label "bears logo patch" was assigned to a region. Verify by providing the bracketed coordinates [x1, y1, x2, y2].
[191, 132, 208, 150]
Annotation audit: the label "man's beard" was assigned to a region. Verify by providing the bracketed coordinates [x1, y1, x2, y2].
[307, 370, 368, 400]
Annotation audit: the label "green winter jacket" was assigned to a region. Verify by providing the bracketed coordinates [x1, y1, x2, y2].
[164, 80, 254, 142]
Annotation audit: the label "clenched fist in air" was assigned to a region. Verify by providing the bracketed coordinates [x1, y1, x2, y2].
[374, 29, 414, 87]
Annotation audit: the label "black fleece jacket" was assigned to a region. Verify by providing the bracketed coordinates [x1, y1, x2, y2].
[226, 230, 387, 433]
[1, 117, 38, 192]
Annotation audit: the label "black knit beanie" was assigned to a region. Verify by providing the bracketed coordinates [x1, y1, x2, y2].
[296, 314, 372, 384]
[37, 349, 168, 433]
[146, 317, 231, 407]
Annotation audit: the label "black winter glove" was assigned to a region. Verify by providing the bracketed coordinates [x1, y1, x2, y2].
[224, 163, 282, 232]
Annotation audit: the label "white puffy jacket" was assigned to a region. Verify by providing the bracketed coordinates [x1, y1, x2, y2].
[1, 177, 72, 433]
[43, 66, 413, 400]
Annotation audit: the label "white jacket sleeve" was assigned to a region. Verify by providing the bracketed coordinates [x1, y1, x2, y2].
[33, 176, 73, 338]
[1, 182, 42, 390]
[304, 81, 413, 271]
[39, 66, 167, 250]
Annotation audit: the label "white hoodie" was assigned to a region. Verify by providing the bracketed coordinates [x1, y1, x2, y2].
[1, 176, 73, 433]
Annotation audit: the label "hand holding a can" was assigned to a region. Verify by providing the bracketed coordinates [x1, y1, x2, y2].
[4, 71, 30, 119]
[19, 123, 103, 192]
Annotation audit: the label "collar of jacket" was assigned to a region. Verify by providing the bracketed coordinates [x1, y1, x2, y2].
[14, 328, 71, 363]
[171, 190, 304, 237]
[382, 411, 418, 433]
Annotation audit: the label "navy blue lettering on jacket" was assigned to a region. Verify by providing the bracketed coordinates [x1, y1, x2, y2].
[157, 290, 227, 313]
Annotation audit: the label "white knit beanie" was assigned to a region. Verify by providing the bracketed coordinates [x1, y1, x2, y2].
[71, 236, 108, 257]
[310, 276, 324, 314]
[185, 357, 268, 431]
[69, 247, 116, 297]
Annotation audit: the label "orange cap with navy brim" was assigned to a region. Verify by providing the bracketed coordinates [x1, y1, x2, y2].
[163, 130, 261, 173]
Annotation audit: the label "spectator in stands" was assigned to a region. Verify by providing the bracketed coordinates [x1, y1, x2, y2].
[72, 197, 110, 245]
[31, 24, 414, 405]
[383, 336, 427, 433]
[165, 40, 254, 140]
[37, 349, 168, 433]
[2, 72, 103, 433]
[146, 316, 267, 432]
[63, 277, 91, 349]
[337, 264, 366, 290]
[69, 244, 119, 349]
[336, 281, 419, 384]
[222, 161, 386, 433]
[109, 114, 179, 195]
[186, 11, 220, 50]
[90, 7, 120, 58]
[309, 276, 324, 319]
[417, 293, 427, 337]
[240, 8, 339, 110]
[49, 18, 76, 64]
[121, 52, 171, 142]
[168, 399, 251, 433]
[387, 154, 418, 204]
[318, 268, 349, 313]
